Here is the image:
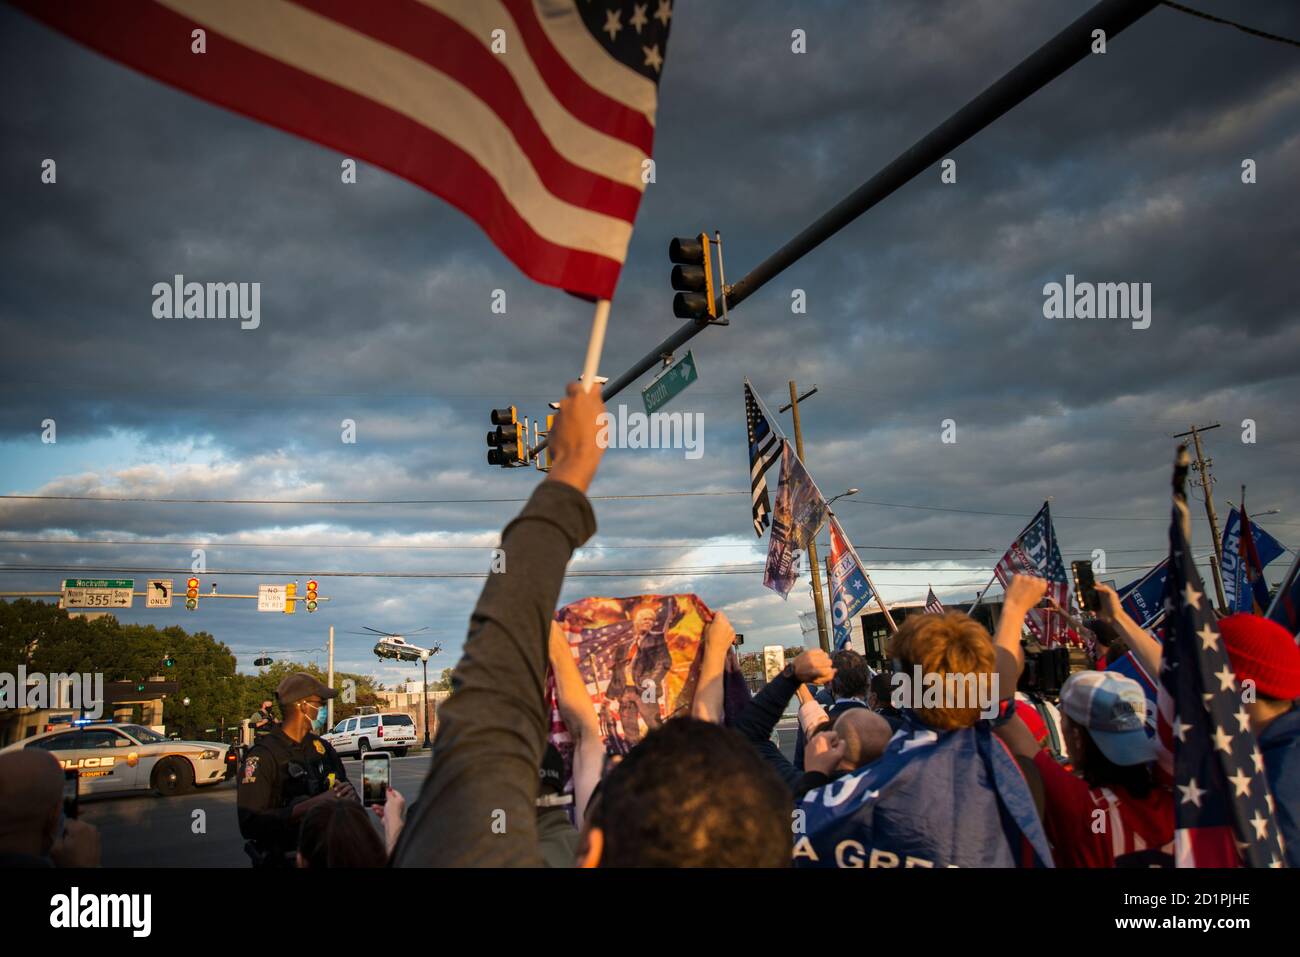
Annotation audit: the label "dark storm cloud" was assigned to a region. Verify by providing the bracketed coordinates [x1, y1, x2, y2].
[2, 0, 1298, 672]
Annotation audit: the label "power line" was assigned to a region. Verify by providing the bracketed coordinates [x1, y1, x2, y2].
[0, 535, 989, 553]
[0, 558, 1211, 580]
[1161, 1, 1300, 49]
[0, 536, 1211, 556]
[8, 488, 1296, 528]
[0, 491, 742, 506]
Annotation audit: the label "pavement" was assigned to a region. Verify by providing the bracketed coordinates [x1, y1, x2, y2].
[80, 752, 432, 867]
[82, 729, 800, 866]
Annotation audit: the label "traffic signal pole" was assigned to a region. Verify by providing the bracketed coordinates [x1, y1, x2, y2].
[527, 0, 1159, 460]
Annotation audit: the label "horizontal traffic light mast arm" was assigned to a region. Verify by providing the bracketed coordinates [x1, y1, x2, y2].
[0, 590, 331, 602]
[529, 0, 1157, 459]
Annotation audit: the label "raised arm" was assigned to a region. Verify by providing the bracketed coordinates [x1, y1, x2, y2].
[732, 649, 834, 792]
[689, 611, 735, 724]
[1095, 582, 1163, 677]
[392, 382, 604, 867]
[993, 575, 1048, 701]
[549, 621, 606, 827]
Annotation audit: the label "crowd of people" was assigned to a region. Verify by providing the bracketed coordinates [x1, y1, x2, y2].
[2, 380, 1297, 869]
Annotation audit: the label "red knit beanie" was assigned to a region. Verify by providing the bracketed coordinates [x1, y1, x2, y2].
[1219, 613, 1300, 700]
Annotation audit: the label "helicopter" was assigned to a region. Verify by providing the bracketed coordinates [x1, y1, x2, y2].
[348, 626, 441, 662]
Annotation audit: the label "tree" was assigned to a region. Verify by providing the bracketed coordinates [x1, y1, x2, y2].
[0, 600, 386, 738]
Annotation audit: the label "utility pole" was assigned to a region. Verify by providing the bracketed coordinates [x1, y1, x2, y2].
[327, 624, 335, 730]
[780, 381, 830, 652]
[1173, 423, 1226, 610]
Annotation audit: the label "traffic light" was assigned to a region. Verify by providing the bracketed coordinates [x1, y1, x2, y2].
[185, 577, 199, 611]
[162, 654, 175, 668]
[284, 582, 297, 615]
[536, 414, 554, 473]
[486, 406, 523, 467]
[305, 579, 318, 613]
[669, 233, 716, 321]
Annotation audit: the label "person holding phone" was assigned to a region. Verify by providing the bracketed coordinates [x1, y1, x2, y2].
[237, 672, 355, 867]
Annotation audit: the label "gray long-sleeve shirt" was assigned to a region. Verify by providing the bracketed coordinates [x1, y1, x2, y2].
[392, 480, 596, 866]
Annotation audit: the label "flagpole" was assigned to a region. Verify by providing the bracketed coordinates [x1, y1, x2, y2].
[832, 514, 899, 634]
[579, 299, 611, 393]
[972, 501, 1046, 612]
[1265, 550, 1300, 620]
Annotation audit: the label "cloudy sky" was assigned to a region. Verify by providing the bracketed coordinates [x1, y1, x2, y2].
[2, 0, 1298, 687]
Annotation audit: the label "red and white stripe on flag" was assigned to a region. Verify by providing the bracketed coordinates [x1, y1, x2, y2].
[15, 0, 670, 300]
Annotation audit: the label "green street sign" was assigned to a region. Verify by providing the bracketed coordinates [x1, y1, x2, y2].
[641, 350, 699, 414]
[61, 579, 135, 610]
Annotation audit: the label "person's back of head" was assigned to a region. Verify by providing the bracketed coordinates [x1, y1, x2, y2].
[888, 611, 996, 731]
[1219, 613, 1300, 729]
[834, 708, 893, 768]
[830, 649, 869, 701]
[585, 717, 791, 867]
[868, 671, 895, 712]
[0, 750, 63, 860]
[297, 800, 387, 868]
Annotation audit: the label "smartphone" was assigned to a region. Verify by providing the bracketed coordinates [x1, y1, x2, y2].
[62, 769, 80, 820]
[360, 751, 390, 806]
[1071, 560, 1100, 613]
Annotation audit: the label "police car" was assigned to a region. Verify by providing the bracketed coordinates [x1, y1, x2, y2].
[0, 722, 236, 797]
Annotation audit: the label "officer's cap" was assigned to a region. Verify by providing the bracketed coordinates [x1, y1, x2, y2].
[276, 672, 337, 707]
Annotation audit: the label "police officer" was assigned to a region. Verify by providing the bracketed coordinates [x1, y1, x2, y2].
[237, 673, 354, 867]
[250, 699, 277, 739]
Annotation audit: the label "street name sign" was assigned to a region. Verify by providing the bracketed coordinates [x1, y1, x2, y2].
[62, 579, 134, 610]
[641, 350, 698, 414]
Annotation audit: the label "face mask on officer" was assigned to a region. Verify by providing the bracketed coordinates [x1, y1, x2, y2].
[301, 700, 327, 734]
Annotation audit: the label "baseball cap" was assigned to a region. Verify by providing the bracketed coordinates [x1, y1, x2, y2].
[275, 672, 337, 707]
[538, 743, 566, 796]
[1059, 670, 1156, 767]
[1218, 613, 1300, 701]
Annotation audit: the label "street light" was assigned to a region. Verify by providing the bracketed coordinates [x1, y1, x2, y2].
[419, 650, 432, 750]
[827, 487, 860, 509]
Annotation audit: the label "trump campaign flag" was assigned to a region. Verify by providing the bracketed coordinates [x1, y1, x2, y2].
[992, 502, 1070, 645]
[1155, 449, 1285, 867]
[763, 442, 828, 598]
[1220, 507, 1286, 614]
[1117, 558, 1171, 629]
[826, 516, 875, 650]
[794, 713, 1053, 868]
[15, 0, 674, 301]
[1266, 550, 1300, 638]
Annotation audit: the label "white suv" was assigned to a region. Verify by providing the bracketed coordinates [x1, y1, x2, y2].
[324, 712, 417, 757]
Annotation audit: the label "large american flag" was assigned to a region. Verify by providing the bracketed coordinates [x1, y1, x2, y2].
[745, 380, 781, 537]
[16, 0, 674, 300]
[992, 502, 1070, 646]
[1155, 448, 1285, 868]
